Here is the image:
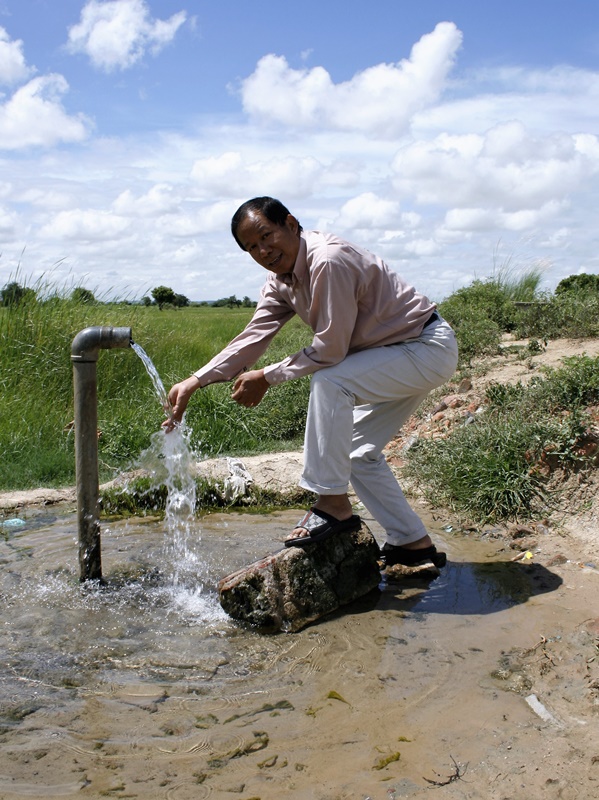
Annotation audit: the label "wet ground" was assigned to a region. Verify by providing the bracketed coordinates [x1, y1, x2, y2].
[0, 507, 598, 799]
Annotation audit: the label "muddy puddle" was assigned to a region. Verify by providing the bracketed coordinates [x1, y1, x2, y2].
[0, 507, 597, 799]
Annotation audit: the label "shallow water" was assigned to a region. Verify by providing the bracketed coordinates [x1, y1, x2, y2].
[0, 505, 574, 799]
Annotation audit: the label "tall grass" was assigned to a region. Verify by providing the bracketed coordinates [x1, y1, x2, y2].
[403, 355, 599, 522]
[2, 265, 599, 504]
[438, 266, 599, 365]
[0, 291, 311, 490]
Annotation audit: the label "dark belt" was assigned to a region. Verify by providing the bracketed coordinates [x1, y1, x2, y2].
[422, 309, 441, 329]
[385, 310, 441, 347]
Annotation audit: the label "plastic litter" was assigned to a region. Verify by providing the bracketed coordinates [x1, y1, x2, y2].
[224, 458, 253, 502]
[0, 517, 26, 529]
[525, 693, 562, 727]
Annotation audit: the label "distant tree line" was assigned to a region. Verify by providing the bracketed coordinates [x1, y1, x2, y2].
[2, 274, 597, 312]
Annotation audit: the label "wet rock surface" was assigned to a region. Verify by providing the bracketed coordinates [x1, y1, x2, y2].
[218, 521, 381, 632]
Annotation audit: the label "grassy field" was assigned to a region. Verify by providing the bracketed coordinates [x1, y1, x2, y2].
[2, 272, 599, 525]
[0, 301, 312, 490]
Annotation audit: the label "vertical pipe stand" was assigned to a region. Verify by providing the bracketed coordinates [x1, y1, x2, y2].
[71, 326, 132, 581]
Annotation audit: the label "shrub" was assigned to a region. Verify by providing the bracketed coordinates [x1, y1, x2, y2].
[404, 355, 599, 522]
[555, 273, 599, 296]
[438, 300, 502, 364]
[513, 293, 599, 339]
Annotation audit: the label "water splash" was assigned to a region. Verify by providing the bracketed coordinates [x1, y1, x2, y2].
[131, 340, 204, 595]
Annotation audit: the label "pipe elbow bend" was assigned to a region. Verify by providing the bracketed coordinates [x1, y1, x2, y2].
[71, 326, 132, 362]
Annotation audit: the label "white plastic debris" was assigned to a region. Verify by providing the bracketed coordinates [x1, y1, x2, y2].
[525, 694, 562, 727]
[223, 458, 253, 501]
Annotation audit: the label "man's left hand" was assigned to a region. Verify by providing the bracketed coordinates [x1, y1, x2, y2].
[231, 369, 270, 407]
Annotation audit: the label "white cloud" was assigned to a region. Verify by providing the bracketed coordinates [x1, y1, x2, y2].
[0, 75, 91, 149]
[112, 184, 181, 216]
[0, 205, 18, 236]
[442, 200, 565, 233]
[415, 65, 599, 137]
[391, 122, 599, 212]
[336, 193, 402, 229]
[4, 22, 599, 302]
[39, 209, 131, 241]
[0, 27, 35, 86]
[66, 0, 187, 72]
[190, 151, 325, 198]
[405, 238, 442, 257]
[240, 22, 462, 137]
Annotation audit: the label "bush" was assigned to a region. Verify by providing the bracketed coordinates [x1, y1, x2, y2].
[513, 293, 599, 340]
[403, 355, 599, 522]
[555, 273, 599, 296]
[438, 299, 502, 364]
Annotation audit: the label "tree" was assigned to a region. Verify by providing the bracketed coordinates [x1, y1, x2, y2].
[0, 282, 35, 307]
[141, 295, 152, 306]
[555, 273, 599, 296]
[212, 294, 242, 308]
[173, 293, 190, 307]
[71, 287, 95, 304]
[151, 285, 176, 310]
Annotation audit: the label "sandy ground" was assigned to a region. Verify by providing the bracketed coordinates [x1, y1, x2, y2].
[1, 336, 598, 799]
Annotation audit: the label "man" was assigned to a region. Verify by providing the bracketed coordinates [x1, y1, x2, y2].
[164, 197, 458, 567]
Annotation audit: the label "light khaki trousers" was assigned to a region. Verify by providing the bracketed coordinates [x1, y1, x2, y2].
[299, 318, 458, 545]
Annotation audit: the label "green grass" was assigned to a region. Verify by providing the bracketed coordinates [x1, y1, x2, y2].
[403, 355, 599, 522]
[0, 298, 311, 490]
[2, 268, 599, 523]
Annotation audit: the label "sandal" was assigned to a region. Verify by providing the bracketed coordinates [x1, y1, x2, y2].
[284, 507, 361, 548]
[380, 542, 447, 569]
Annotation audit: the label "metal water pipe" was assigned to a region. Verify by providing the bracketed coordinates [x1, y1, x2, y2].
[71, 326, 132, 581]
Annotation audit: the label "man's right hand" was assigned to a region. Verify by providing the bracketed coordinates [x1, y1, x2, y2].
[162, 375, 201, 432]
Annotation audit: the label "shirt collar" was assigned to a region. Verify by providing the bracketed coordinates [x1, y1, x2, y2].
[278, 234, 307, 286]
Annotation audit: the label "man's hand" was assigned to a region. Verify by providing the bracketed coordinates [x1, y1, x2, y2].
[162, 375, 201, 432]
[231, 369, 269, 407]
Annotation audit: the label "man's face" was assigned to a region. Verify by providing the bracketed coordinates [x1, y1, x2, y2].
[236, 211, 300, 275]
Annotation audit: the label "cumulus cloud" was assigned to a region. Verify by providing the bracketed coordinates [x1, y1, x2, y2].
[391, 122, 599, 216]
[0, 27, 35, 86]
[39, 208, 131, 241]
[240, 22, 462, 137]
[0, 75, 90, 149]
[190, 151, 326, 198]
[112, 184, 181, 216]
[442, 200, 565, 233]
[66, 0, 187, 72]
[335, 193, 402, 229]
[0, 205, 18, 236]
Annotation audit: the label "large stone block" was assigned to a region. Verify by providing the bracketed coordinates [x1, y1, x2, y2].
[217, 522, 381, 632]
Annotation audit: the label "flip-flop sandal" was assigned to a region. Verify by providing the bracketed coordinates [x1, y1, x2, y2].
[284, 507, 361, 548]
[380, 542, 447, 568]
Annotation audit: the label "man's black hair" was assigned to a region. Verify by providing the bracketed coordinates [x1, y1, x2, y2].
[231, 196, 302, 250]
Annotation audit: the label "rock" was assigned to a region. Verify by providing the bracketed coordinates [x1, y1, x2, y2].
[0, 487, 76, 510]
[218, 522, 381, 632]
[546, 553, 568, 566]
[195, 452, 305, 497]
[384, 562, 441, 580]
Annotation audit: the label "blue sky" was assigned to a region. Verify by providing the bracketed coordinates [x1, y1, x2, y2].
[1, 0, 599, 302]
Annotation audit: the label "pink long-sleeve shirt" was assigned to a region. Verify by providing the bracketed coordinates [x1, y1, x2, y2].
[193, 230, 436, 387]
